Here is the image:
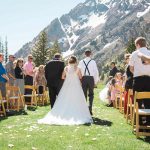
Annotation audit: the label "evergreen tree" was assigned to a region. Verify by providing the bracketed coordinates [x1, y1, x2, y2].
[32, 31, 49, 66]
[126, 38, 136, 53]
[49, 40, 60, 59]
[1, 41, 4, 54]
[5, 37, 8, 63]
[0, 38, 2, 53]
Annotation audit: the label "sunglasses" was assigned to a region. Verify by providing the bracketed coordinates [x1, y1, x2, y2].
[30, 58, 33, 60]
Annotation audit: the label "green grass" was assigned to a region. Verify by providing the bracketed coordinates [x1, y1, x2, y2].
[0, 84, 150, 150]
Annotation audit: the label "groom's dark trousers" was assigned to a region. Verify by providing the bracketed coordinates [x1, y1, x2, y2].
[45, 59, 65, 109]
[82, 76, 94, 112]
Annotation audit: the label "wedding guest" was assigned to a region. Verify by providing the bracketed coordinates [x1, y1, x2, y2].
[129, 37, 150, 126]
[5, 54, 16, 86]
[0, 53, 9, 99]
[78, 49, 99, 115]
[34, 65, 47, 94]
[124, 54, 133, 114]
[14, 58, 24, 95]
[109, 72, 123, 107]
[23, 55, 34, 102]
[109, 62, 118, 79]
[23, 55, 34, 85]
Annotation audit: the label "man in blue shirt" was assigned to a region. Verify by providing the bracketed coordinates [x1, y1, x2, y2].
[0, 53, 9, 98]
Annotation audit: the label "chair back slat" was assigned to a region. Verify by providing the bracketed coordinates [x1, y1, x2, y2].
[24, 85, 35, 90]
[135, 92, 150, 100]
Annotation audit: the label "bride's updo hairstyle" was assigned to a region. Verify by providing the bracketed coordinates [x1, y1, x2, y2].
[68, 56, 77, 64]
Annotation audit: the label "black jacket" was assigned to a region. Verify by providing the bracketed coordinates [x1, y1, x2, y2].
[45, 60, 65, 86]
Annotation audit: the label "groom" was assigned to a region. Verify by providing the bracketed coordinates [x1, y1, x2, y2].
[45, 53, 65, 109]
[79, 49, 99, 115]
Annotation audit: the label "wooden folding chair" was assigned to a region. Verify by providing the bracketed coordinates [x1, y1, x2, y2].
[6, 86, 24, 112]
[24, 85, 37, 107]
[126, 89, 134, 124]
[0, 91, 6, 116]
[133, 92, 150, 138]
[115, 85, 125, 112]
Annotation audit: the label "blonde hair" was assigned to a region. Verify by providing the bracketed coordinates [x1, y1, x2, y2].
[38, 65, 45, 72]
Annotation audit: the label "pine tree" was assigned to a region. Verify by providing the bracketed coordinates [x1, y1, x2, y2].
[5, 37, 8, 63]
[32, 31, 49, 66]
[0, 37, 2, 53]
[49, 40, 60, 59]
[126, 38, 136, 53]
[1, 41, 4, 54]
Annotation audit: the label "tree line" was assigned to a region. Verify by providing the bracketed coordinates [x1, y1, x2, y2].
[32, 31, 61, 66]
[0, 37, 8, 63]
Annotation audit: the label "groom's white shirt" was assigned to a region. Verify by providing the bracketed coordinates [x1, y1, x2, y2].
[78, 57, 99, 84]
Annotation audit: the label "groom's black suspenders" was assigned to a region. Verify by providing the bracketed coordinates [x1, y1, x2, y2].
[83, 60, 92, 76]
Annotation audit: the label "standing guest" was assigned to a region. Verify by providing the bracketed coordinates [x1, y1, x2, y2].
[78, 49, 99, 115]
[23, 55, 34, 102]
[107, 62, 118, 106]
[23, 55, 34, 85]
[45, 53, 65, 109]
[124, 54, 133, 114]
[5, 55, 16, 86]
[109, 62, 118, 79]
[0, 53, 9, 99]
[34, 65, 47, 94]
[129, 37, 150, 126]
[14, 58, 24, 95]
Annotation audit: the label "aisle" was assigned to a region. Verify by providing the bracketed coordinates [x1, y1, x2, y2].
[0, 84, 150, 150]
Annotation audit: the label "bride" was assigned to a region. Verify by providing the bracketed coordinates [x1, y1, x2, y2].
[38, 56, 93, 125]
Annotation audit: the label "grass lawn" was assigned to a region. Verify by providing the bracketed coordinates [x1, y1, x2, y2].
[0, 84, 150, 150]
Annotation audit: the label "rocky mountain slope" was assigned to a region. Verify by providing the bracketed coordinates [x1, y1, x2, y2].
[15, 0, 150, 72]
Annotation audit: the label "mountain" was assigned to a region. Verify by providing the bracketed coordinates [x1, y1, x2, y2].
[15, 0, 150, 72]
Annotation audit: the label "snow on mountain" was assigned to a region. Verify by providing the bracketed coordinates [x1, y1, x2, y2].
[137, 5, 150, 17]
[15, 0, 150, 68]
[82, 13, 107, 28]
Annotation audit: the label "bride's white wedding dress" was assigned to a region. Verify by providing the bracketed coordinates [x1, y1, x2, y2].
[38, 65, 93, 125]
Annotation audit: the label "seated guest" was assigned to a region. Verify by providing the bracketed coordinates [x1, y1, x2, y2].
[124, 54, 133, 114]
[15, 58, 24, 95]
[0, 53, 9, 99]
[34, 65, 47, 94]
[109, 72, 123, 107]
[129, 37, 150, 126]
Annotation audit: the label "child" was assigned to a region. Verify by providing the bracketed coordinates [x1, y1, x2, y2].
[110, 72, 123, 107]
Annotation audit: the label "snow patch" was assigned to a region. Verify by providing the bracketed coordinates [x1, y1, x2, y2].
[85, 1, 95, 6]
[82, 13, 107, 28]
[137, 6, 150, 18]
[62, 50, 74, 59]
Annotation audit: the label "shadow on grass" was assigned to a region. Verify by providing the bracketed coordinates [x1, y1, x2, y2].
[137, 136, 150, 144]
[0, 110, 28, 121]
[85, 117, 113, 126]
[6, 110, 28, 116]
[0, 116, 8, 121]
[27, 106, 37, 111]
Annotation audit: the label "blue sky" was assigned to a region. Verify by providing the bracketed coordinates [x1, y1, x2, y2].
[0, 0, 84, 54]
